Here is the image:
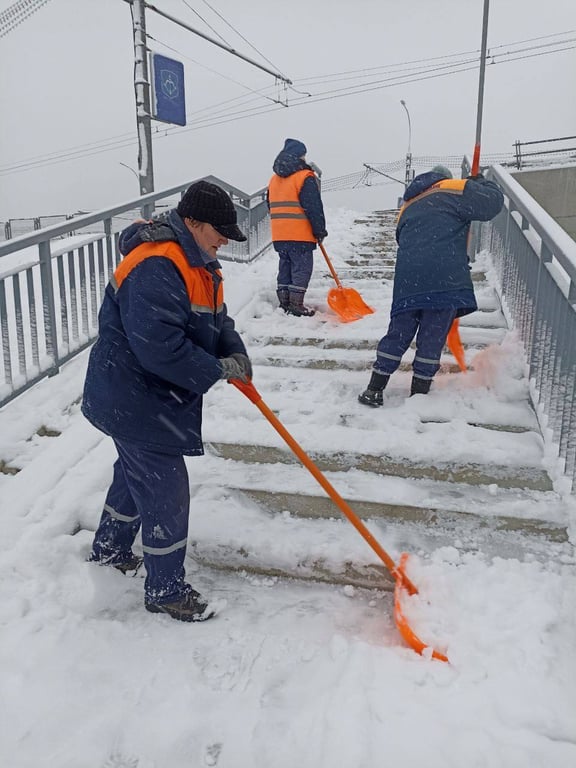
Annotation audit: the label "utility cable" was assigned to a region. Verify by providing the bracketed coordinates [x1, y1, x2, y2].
[179, 0, 231, 46]
[196, 0, 291, 82]
[0, 0, 52, 37]
[146, 32, 283, 105]
[1, 35, 573, 175]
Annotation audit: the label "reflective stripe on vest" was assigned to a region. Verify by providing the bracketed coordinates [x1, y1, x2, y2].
[397, 178, 467, 224]
[111, 241, 225, 314]
[268, 169, 316, 242]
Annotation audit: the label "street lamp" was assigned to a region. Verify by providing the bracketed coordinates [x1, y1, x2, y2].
[119, 162, 139, 183]
[400, 99, 413, 189]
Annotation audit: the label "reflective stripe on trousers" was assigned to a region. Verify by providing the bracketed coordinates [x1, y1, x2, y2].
[374, 308, 457, 379]
[91, 437, 191, 603]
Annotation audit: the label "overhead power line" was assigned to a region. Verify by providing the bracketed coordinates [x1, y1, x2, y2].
[144, 1, 292, 84]
[195, 0, 291, 83]
[1, 32, 574, 176]
[179, 0, 232, 47]
[147, 32, 284, 106]
[0, 0, 52, 37]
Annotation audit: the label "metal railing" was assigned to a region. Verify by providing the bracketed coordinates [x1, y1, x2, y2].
[513, 135, 576, 170]
[0, 175, 271, 408]
[470, 163, 576, 493]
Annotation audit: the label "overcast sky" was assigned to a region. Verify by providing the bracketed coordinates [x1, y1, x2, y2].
[0, 0, 574, 219]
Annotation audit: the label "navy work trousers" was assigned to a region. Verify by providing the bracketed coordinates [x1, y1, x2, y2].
[91, 438, 190, 604]
[276, 242, 314, 295]
[374, 308, 457, 380]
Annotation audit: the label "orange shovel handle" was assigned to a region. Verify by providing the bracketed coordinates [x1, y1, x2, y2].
[319, 243, 343, 289]
[231, 379, 417, 594]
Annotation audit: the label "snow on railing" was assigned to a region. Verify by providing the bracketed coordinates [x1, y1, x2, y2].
[0, 176, 271, 408]
[471, 162, 576, 494]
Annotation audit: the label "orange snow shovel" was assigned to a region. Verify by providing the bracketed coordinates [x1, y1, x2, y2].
[231, 378, 448, 662]
[446, 318, 467, 373]
[319, 243, 374, 323]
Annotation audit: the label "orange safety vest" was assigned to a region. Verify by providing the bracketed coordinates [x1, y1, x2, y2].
[111, 241, 225, 315]
[268, 169, 316, 242]
[397, 178, 467, 223]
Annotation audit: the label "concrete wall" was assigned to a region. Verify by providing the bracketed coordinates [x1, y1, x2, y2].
[511, 165, 576, 241]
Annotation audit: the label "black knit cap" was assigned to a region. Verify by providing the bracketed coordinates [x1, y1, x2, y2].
[177, 180, 247, 242]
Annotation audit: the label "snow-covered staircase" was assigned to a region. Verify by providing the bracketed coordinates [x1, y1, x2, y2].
[191, 209, 572, 589]
[0, 209, 573, 596]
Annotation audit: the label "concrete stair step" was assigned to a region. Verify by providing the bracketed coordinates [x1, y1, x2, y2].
[351, 270, 488, 283]
[249, 346, 469, 374]
[191, 543, 394, 591]
[182, 472, 568, 591]
[207, 442, 553, 491]
[256, 320, 505, 354]
[251, 352, 463, 374]
[225, 487, 568, 545]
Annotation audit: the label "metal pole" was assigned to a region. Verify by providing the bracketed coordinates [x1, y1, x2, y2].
[400, 100, 412, 188]
[471, 0, 490, 175]
[130, 0, 155, 218]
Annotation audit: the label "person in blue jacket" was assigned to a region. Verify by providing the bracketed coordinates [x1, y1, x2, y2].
[358, 165, 504, 406]
[268, 138, 327, 316]
[82, 180, 252, 622]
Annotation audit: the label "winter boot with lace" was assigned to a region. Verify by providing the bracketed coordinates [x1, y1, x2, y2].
[358, 372, 390, 407]
[145, 585, 215, 622]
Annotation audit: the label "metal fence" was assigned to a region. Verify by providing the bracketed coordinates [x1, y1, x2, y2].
[470, 164, 576, 493]
[513, 135, 576, 170]
[0, 175, 271, 408]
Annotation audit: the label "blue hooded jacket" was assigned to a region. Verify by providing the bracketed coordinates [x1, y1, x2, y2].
[81, 210, 246, 455]
[392, 172, 504, 316]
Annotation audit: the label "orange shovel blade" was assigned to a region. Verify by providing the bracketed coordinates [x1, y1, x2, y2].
[394, 554, 449, 662]
[446, 318, 467, 372]
[327, 286, 374, 323]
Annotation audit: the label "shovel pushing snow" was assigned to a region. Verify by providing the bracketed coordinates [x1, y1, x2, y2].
[319, 243, 375, 323]
[231, 378, 448, 662]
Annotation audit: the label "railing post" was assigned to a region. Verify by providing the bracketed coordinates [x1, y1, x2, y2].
[246, 201, 253, 259]
[38, 240, 60, 376]
[514, 140, 522, 169]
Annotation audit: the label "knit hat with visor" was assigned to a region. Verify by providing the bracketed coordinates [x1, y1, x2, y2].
[177, 180, 247, 242]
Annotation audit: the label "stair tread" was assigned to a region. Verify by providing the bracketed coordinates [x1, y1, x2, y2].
[207, 441, 552, 490]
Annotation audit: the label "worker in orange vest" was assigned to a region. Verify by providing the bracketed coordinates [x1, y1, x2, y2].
[268, 138, 327, 316]
[83, 180, 251, 622]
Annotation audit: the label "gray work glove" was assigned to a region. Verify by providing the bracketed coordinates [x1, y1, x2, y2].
[219, 353, 252, 383]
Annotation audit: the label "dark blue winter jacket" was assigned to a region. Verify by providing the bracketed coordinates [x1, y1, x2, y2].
[392, 173, 504, 316]
[82, 210, 246, 455]
[268, 150, 327, 252]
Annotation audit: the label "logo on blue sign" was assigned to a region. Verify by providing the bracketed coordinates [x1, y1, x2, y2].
[160, 69, 180, 100]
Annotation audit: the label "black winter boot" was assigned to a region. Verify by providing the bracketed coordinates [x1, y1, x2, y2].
[276, 288, 290, 312]
[358, 372, 390, 407]
[287, 291, 315, 317]
[145, 586, 215, 622]
[87, 551, 144, 575]
[410, 376, 432, 396]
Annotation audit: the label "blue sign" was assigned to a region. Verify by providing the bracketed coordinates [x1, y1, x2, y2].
[150, 52, 186, 126]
